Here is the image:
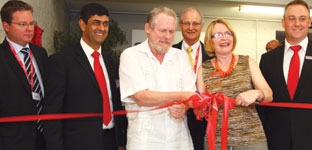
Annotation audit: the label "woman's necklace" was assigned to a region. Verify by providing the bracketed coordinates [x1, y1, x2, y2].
[215, 54, 235, 77]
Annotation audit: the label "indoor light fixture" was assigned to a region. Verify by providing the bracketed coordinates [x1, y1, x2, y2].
[239, 5, 284, 15]
[240, 5, 312, 15]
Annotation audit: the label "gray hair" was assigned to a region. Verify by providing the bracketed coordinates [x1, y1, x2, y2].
[180, 8, 203, 23]
[146, 7, 177, 29]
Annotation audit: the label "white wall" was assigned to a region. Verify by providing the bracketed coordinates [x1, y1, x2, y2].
[115, 13, 284, 62]
[65, 3, 291, 63]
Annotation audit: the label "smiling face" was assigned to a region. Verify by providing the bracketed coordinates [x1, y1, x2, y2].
[79, 14, 109, 50]
[211, 23, 234, 56]
[145, 13, 176, 54]
[282, 4, 311, 45]
[2, 10, 34, 46]
[179, 9, 203, 46]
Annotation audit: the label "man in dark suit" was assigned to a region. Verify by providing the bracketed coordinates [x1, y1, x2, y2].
[43, 3, 126, 150]
[259, 1, 312, 150]
[172, 8, 212, 150]
[0, 1, 48, 150]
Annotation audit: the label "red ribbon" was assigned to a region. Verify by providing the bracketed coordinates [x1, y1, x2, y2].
[1, 95, 312, 150]
[258, 102, 312, 109]
[186, 92, 235, 150]
[187, 94, 312, 150]
[0, 99, 189, 123]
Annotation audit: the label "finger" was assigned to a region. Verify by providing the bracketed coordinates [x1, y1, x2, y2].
[172, 104, 184, 109]
[171, 112, 181, 119]
[235, 99, 241, 106]
[168, 108, 177, 114]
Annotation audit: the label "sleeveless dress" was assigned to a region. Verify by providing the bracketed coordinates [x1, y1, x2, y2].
[202, 55, 266, 146]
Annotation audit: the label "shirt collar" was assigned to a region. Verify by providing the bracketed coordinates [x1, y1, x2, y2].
[139, 39, 177, 62]
[182, 40, 200, 53]
[6, 37, 30, 53]
[284, 36, 308, 53]
[80, 38, 101, 57]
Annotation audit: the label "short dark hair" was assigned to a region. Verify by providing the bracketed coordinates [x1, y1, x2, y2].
[80, 3, 109, 24]
[0, 0, 33, 23]
[284, 0, 310, 18]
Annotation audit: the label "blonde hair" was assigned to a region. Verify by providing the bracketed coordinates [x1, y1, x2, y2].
[204, 19, 237, 56]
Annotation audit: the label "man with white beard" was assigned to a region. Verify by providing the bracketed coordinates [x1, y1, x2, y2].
[119, 6, 196, 150]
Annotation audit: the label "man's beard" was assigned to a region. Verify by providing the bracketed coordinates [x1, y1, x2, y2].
[150, 40, 171, 54]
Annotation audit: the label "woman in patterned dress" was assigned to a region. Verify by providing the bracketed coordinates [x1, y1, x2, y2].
[196, 19, 273, 150]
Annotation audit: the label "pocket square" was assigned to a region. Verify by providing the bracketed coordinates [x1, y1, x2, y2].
[305, 56, 312, 60]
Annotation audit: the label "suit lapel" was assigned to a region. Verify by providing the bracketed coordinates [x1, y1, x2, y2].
[200, 41, 211, 62]
[294, 39, 312, 99]
[177, 41, 182, 49]
[173, 40, 183, 50]
[1, 39, 32, 94]
[101, 50, 115, 90]
[30, 45, 44, 77]
[275, 42, 291, 99]
[74, 44, 101, 91]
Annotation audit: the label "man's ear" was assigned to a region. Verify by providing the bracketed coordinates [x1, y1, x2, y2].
[78, 19, 87, 32]
[2, 21, 10, 33]
[145, 23, 151, 34]
[179, 22, 183, 30]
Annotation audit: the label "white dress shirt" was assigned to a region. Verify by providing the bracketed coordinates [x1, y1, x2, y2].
[6, 37, 45, 97]
[283, 36, 308, 84]
[80, 38, 114, 129]
[182, 40, 203, 75]
[119, 39, 195, 150]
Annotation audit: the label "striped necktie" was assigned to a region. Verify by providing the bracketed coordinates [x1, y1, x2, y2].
[20, 47, 44, 132]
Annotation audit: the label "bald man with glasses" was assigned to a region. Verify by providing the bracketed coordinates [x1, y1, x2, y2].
[173, 8, 213, 150]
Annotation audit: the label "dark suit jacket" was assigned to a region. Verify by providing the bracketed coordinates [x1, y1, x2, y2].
[0, 39, 48, 150]
[259, 39, 312, 150]
[43, 43, 126, 150]
[173, 40, 212, 150]
[173, 40, 211, 63]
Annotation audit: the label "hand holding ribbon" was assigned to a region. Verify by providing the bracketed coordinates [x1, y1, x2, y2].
[187, 92, 235, 150]
[168, 103, 187, 119]
[185, 91, 235, 150]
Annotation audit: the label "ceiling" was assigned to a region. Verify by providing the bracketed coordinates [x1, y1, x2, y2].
[64, 0, 312, 20]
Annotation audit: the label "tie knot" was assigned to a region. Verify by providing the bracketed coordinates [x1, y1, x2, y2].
[91, 51, 100, 58]
[20, 47, 29, 55]
[290, 45, 301, 53]
[187, 47, 193, 53]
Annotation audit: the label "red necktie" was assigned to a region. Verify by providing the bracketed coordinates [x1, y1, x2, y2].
[287, 45, 301, 100]
[92, 51, 112, 126]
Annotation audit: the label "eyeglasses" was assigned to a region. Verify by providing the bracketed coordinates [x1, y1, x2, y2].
[181, 21, 202, 27]
[10, 21, 37, 28]
[211, 31, 233, 39]
[92, 20, 110, 27]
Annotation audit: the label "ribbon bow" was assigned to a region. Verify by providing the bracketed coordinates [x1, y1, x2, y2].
[186, 91, 235, 150]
